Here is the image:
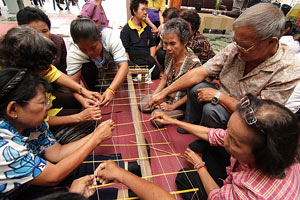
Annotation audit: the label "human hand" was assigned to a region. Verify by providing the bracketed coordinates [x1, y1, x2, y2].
[69, 175, 96, 198]
[184, 148, 203, 166]
[156, 102, 174, 111]
[99, 89, 114, 107]
[150, 111, 176, 125]
[78, 107, 102, 122]
[95, 160, 123, 184]
[93, 119, 115, 143]
[151, 26, 159, 37]
[81, 88, 101, 106]
[196, 88, 219, 103]
[148, 91, 167, 109]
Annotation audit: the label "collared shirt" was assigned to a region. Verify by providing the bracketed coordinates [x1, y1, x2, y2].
[79, 0, 109, 27]
[207, 128, 300, 200]
[164, 48, 201, 104]
[120, 18, 156, 56]
[187, 31, 215, 64]
[202, 43, 300, 104]
[0, 119, 56, 197]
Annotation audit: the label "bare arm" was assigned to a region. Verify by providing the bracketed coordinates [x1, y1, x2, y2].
[150, 46, 156, 58]
[153, 76, 167, 95]
[96, 160, 174, 200]
[145, 17, 158, 33]
[170, 95, 187, 110]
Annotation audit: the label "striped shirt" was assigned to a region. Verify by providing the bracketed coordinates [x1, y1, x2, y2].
[207, 128, 300, 200]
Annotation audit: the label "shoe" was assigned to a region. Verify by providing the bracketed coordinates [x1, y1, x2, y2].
[177, 127, 189, 134]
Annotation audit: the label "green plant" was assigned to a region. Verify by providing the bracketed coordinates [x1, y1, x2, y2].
[215, 0, 223, 10]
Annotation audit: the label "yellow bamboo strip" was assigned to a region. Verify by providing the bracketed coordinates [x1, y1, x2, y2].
[83, 154, 180, 164]
[112, 128, 166, 138]
[110, 102, 147, 106]
[114, 88, 150, 93]
[100, 142, 170, 147]
[90, 169, 197, 189]
[113, 95, 149, 101]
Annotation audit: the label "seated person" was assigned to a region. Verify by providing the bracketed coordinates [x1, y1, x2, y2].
[279, 21, 300, 54]
[120, 0, 160, 79]
[79, 0, 109, 27]
[0, 27, 102, 142]
[149, 3, 300, 179]
[156, 7, 179, 69]
[139, 18, 201, 127]
[0, 68, 114, 199]
[180, 9, 215, 64]
[151, 94, 300, 199]
[67, 18, 129, 106]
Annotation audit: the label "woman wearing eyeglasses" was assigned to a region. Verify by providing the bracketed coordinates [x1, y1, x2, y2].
[151, 94, 300, 199]
[0, 68, 114, 199]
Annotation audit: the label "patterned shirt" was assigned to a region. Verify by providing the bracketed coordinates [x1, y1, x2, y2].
[187, 31, 215, 64]
[0, 119, 56, 197]
[207, 128, 300, 199]
[164, 48, 201, 104]
[202, 43, 300, 104]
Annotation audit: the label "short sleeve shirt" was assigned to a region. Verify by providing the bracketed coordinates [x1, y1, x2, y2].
[0, 119, 56, 197]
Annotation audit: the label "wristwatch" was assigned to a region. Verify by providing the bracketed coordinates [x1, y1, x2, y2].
[211, 91, 221, 105]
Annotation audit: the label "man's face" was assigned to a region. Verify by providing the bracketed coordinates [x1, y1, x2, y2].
[134, 3, 148, 21]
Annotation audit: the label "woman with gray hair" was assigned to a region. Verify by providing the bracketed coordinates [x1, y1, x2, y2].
[139, 18, 201, 127]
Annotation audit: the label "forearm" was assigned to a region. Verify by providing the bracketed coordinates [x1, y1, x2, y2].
[162, 67, 208, 97]
[219, 93, 239, 113]
[153, 78, 167, 94]
[159, 11, 164, 25]
[171, 95, 187, 109]
[73, 92, 86, 107]
[197, 167, 220, 195]
[56, 72, 82, 93]
[150, 46, 156, 57]
[172, 119, 209, 141]
[47, 114, 81, 127]
[109, 62, 129, 91]
[145, 17, 157, 30]
[117, 168, 174, 200]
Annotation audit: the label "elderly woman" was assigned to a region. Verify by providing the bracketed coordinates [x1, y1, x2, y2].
[151, 94, 300, 199]
[0, 68, 114, 199]
[139, 18, 201, 127]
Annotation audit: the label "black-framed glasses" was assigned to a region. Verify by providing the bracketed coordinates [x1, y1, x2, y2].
[240, 96, 265, 134]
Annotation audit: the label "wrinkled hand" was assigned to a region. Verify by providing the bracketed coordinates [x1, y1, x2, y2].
[99, 90, 114, 107]
[150, 112, 176, 125]
[151, 26, 159, 37]
[78, 107, 102, 122]
[93, 119, 115, 143]
[148, 91, 166, 109]
[196, 88, 219, 103]
[81, 88, 101, 106]
[156, 102, 174, 111]
[95, 160, 122, 184]
[69, 175, 96, 198]
[184, 148, 203, 166]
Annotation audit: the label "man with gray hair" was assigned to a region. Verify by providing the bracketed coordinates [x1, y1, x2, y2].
[149, 3, 300, 175]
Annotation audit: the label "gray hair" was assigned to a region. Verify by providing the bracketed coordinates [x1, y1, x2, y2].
[233, 3, 285, 40]
[161, 18, 190, 44]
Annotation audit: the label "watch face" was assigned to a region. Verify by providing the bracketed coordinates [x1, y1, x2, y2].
[212, 97, 218, 105]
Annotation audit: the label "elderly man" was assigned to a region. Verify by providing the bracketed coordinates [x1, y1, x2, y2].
[149, 3, 300, 176]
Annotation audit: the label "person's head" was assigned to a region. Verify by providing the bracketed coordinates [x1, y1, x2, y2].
[0, 26, 57, 74]
[0, 68, 52, 132]
[130, 0, 148, 21]
[232, 3, 285, 62]
[283, 21, 293, 35]
[33, 192, 86, 200]
[224, 94, 299, 178]
[179, 9, 200, 35]
[161, 18, 190, 58]
[17, 6, 51, 39]
[162, 7, 179, 23]
[70, 18, 103, 59]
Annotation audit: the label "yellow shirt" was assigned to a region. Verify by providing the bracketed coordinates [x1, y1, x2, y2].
[147, 0, 166, 11]
[43, 65, 61, 83]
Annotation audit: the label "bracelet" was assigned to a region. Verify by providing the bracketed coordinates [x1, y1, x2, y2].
[106, 87, 115, 95]
[194, 161, 205, 169]
[79, 86, 83, 95]
[196, 163, 206, 171]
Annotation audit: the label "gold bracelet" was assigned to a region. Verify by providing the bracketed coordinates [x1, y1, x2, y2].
[106, 87, 115, 95]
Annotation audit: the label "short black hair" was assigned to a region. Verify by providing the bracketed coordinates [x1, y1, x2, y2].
[33, 192, 86, 200]
[236, 94, 299, 178]
[162, 7, 179, 20]
[179, 9, 200, 32]
[0, 68, 51, 118]
[130, 0, 148, 16]
[70, 18, 101, 44]
[0, 26, 57, 72]
[17, 6, 51, 29]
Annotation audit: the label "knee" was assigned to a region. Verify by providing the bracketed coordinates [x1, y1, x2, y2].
[188, 82, 214, 98]
[175, 168, 191, 186]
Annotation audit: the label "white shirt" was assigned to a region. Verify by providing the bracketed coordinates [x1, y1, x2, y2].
[280, 36, 300, 54]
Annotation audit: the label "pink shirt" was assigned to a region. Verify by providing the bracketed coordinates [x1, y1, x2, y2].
[207, 128, 300, 199]
[80, 0, 109, 27]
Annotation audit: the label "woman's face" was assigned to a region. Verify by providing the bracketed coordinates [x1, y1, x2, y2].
[76, 39, 103, 59]
[163, 33, 187, 59]
[14, 86, 49, 131]
[224, 112, 255, 164]
[134, 3, 148, 21]
[28, 20, 51, 39]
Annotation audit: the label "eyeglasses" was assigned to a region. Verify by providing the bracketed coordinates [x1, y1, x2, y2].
[232, 38, 259, 52]
[240, 96, 265, 134]
[23, 97, 51, 108]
